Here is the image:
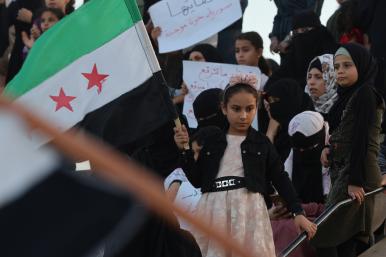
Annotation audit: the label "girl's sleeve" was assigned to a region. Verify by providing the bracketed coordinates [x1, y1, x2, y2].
[179, 149, 202, 188]
[266, 141, 303, 214]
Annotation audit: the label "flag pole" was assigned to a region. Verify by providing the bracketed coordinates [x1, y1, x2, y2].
[0, 95, 256, 257]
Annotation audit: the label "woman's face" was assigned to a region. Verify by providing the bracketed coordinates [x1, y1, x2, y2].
[334, 55, 358, 87]
[235, 39, 261, 67]
[189, 51, 206, 62]
[307, 68, 326, 98]
[41, 11, 59, 32]
[45, 0, 69, 12]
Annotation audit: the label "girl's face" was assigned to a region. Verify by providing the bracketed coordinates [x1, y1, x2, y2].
[189, 51, 206, 62]
[45, 0, 69, 12]
[307, 68, 326, 98]
[222, 91, 257, 135]
[41, 11, 60, 32]
[334, 55, 358, 87]
[235, 39, 262, 67]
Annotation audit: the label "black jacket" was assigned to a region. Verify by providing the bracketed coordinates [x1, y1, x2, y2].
[180, 127, 303, 214]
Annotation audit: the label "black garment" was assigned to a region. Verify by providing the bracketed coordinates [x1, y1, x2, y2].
[292, 9, 321, 30]
[264, 79, 314, 161]
[316, 237, 357, 257]
[327, 43, 383, 186]
[0, 3, 8, 56]
[110, 213, 202, 257]
[5, 0, 44, 83]
[270, 0, 324, 42]
[186, 44, 223, 63]
[180, 126, 303, 214]
[291, 142, 325, 204]
[267, 26, 338, 88]
[193, 88, 226, 130]
[357, 0, 386, 131]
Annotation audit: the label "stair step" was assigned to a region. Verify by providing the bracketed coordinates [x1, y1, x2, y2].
[359, 237, 386, 257]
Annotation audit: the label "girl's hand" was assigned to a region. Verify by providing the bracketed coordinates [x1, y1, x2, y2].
[17, 8, 33, 23]
[294, 215, 317, 240]
[21, 31, 34, 49]
[30, 24, 41, 40]
[173, 125, 189, 150]
[348, 185, 365, 204]
[320, 147, 330, 167]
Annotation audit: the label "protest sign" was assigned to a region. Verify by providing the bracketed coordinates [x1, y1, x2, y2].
[149, 0, 242, 53]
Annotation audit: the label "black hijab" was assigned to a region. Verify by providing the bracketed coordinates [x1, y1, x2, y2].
[328, 43, 383, 186]
[185, 44, 224, 63]
[265, 79, 314, 161]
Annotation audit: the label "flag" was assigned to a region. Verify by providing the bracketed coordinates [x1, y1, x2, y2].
[0, 109, 147, 257]
[4, 0, 175, 147]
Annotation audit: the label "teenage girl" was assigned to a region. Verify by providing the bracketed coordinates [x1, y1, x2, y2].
[314, 43, 384, 257]
[174, 75, 317, 257]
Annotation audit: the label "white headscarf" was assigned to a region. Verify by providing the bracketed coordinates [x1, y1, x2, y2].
[305, 54, 338, 114]
[284, 111, 331, 195]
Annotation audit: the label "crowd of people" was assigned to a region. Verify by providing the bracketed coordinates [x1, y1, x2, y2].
[1, 1, 386, 257]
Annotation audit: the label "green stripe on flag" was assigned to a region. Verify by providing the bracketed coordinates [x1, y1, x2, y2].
[5, 0, 142, 97]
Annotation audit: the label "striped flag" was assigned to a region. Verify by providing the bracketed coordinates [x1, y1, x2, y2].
[5, 0, 175, 147]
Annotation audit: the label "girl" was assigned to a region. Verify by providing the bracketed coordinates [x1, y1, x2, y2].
[305, 54, 338, 117]
[235, 31, 270, 83]
[314, 43, 384, 257]
[45, 0, 75, 14]
[174, 75, 317, 257]
[21, 8, 64, 50]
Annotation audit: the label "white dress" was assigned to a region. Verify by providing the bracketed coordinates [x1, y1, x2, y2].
[193, 134, 276, 257]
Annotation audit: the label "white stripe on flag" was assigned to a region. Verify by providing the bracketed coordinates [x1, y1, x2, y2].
[0, 111, 58, 208]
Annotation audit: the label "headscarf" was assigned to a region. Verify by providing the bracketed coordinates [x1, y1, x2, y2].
[193, 88, 226, 130]
[185, 44, 223, 63]
[305, 54, 338, 114]
[328, 43, 378, 133]
[286, 111, 330, 203]
[264, 79, 314, 161]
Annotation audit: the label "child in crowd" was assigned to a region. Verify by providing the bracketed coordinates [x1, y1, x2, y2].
[235, 31, 270, 85]
[314, 43, 384, 257]
[174, 74, 317, 257]
[305, 54, 338, 117]
[21, 8, 64, 50]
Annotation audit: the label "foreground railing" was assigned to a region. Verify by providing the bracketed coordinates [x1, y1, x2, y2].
[279, 185, 386, 257]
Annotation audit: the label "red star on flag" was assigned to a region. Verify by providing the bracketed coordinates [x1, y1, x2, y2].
[50, 88, 76, 112]
[82, 64, 109, 94]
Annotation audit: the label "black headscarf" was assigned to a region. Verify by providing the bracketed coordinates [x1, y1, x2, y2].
[328, 43, 379, 133]
[185, 44, 224, 63]
[265, 79, 314, 161]
[193, 88, 227, 130]
[328, 43, 383, 186]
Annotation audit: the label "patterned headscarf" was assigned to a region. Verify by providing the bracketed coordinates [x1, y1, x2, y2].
[305, 54, 338, 114]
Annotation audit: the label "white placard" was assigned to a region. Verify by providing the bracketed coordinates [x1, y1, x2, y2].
[182, 61, 261, 128]
[149, 0, 242, 53]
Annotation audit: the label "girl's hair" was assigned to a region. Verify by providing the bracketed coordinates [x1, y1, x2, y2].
[222, 83, 259, 106]
[65, 0, 75, 14]
[38, 7, 65, 20]
[236, 32, 270, 76]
